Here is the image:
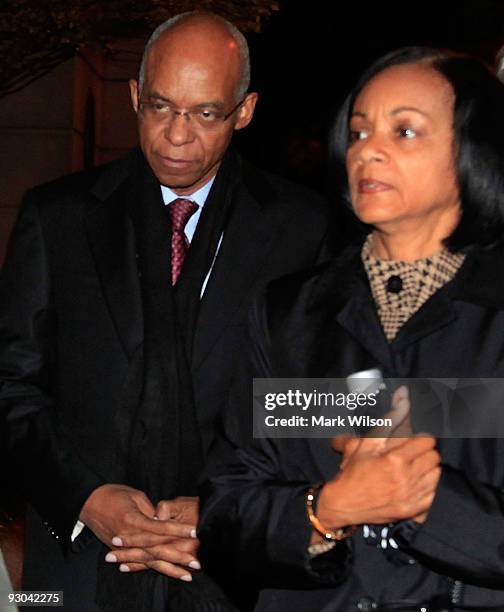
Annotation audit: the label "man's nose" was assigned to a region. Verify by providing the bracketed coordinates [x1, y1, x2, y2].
[163, 113, 195, 145]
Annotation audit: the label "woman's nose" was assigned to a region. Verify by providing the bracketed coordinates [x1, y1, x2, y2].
[356, 132, 388, 164]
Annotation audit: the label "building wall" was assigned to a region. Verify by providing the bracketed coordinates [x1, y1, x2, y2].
[0, 60, 75, 263]
[72, 44, 141, 169]
[0, 43, 142, 265]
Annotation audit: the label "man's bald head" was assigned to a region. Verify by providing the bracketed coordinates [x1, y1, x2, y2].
[129, 10, 258, 193]
[138, 12, 250, 102]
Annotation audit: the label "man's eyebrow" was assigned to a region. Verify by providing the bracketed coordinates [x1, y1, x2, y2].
[142, 92, 172, 103]
[141, 92, 225, 110]
[192, 101, 226, 110]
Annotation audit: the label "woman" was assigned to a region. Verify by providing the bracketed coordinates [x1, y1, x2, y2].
[198, 47, 504, 611]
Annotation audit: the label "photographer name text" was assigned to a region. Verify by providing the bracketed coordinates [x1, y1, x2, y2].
[264, 414, 392, 428]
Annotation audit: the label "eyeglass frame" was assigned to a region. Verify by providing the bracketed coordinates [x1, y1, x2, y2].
[137, 95, 247, 129]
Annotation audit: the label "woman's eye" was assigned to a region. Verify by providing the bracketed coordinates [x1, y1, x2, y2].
[349, 130, 367, 143]
[398, 126, 417, 138]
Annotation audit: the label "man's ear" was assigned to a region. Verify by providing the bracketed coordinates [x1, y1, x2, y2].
[129, 80, 139, 113]
[234, 92, 259, 131]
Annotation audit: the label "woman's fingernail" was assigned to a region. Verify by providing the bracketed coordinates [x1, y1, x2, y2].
[188, 560, 201, 570]
[111, 537, 123, 547]
[105, 553, 117, 563]
[180, 574, 192, 582]
[119, 564, 130, 573]
[190, 529, 197, 538]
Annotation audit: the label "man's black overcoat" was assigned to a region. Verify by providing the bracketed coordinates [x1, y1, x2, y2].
[0, 147, 334, 610]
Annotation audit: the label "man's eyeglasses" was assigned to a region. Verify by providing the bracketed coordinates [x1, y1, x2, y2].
[138, 97, 246, 130]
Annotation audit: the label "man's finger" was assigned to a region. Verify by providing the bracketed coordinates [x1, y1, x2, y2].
[117, 514, 197, 540]
[167, 537, 200, 553]
[106, 547, 154, 565]
[146, 559, 194, 581]
[116, 529, 198, 549]
[156, 496, 199, 522]
[106, 543, 199, 568]
[118, 562, 149, 573]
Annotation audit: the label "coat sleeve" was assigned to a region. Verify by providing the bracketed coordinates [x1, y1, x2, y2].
[198, 287, 350, 590]
[392, 462, 504, 589]
[0, 191, 104, 547]
[389, 382, 504, 588]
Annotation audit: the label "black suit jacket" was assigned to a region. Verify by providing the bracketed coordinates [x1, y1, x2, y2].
[200, 243, 504, 611]
[0, 148, 334, 610]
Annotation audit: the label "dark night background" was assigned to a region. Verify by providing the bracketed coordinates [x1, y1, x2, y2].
[1, 0, 504, 591]
[238, 0, 504, 189]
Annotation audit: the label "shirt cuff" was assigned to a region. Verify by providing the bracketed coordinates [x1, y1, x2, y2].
[71, 519, 85, 542]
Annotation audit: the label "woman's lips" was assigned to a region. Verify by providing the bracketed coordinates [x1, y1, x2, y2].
[358, 178, 393, 193]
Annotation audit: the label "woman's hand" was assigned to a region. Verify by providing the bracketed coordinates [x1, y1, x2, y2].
[335, 385, 412, 469]
[317, 435, 440, 529]
[315, 386, 441, 531]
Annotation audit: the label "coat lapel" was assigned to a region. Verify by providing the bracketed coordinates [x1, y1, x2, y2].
[391, 289, 458, 356]
[302, 251, 393, 376]
[84, 154, 143, 360]
[388, 245, 504, 356]
[192, 168, 279, 371]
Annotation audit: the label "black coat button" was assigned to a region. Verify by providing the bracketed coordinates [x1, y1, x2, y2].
[386, 274, 403, 293]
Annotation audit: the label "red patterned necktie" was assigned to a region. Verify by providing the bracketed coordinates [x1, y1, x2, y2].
[168, 198, 199, 284]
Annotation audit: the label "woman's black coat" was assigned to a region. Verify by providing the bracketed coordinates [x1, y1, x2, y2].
[199, 243, 504, 611]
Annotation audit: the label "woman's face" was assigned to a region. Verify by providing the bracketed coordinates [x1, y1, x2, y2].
[346, 63, 460, 235]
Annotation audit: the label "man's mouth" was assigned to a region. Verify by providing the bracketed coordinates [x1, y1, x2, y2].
[158, 156, 196, 169]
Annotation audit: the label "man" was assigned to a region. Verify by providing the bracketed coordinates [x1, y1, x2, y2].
[0, 11, 334, 612]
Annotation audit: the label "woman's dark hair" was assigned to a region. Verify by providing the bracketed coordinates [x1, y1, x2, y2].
[330, 46, 504, 251]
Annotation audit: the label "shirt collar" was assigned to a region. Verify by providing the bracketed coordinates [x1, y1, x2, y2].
[361, 234, 466, 341]
[160, 175, 216, 209]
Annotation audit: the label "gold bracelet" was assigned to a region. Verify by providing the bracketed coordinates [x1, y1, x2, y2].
[306, 483, 357, 541]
